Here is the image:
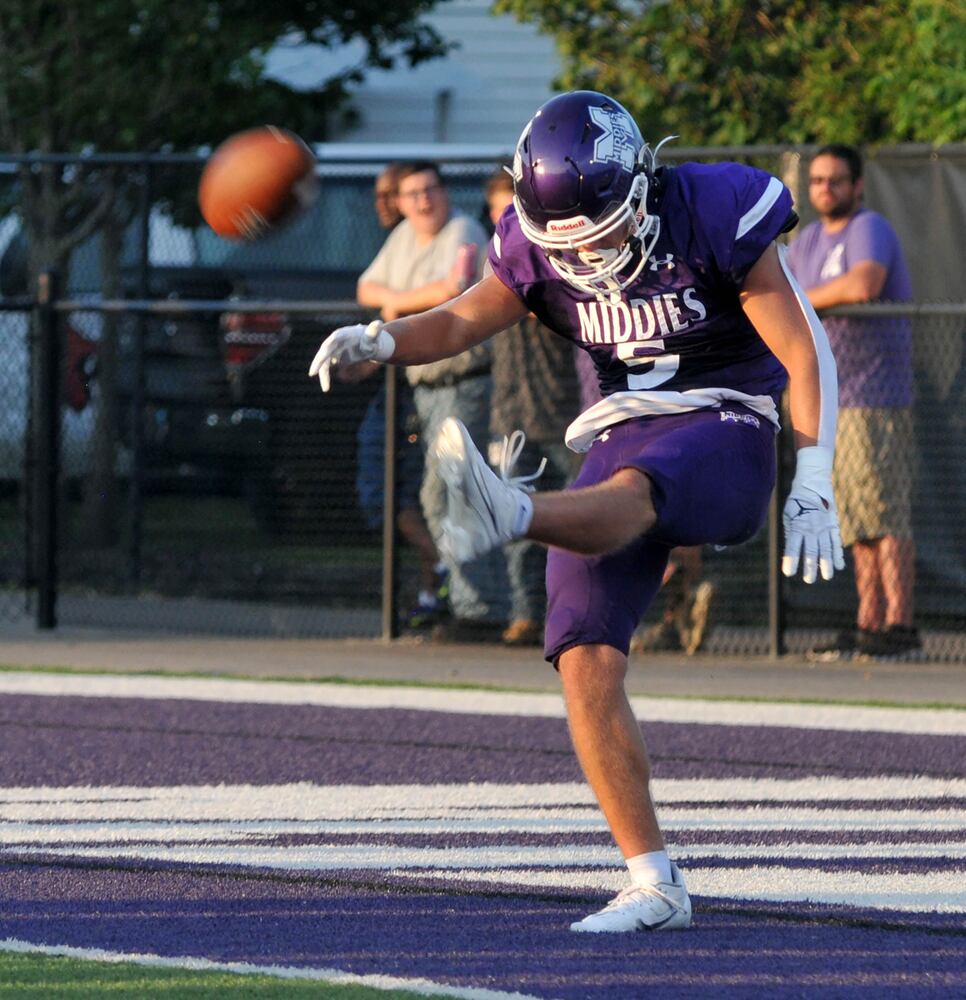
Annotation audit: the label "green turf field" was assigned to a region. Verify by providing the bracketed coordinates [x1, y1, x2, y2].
[0, 950, 461, 999]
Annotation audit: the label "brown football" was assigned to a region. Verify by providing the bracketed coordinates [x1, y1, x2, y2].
[198, 126, 318, 240]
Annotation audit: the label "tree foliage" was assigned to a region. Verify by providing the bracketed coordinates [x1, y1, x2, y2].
[493, 0, 965, 146]
[0, 0, 451, 268]
[0, 1, 452, 543]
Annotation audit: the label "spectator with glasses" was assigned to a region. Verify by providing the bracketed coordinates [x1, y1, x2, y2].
[788, 144, 919, 660]
[357, 161, 508, 641]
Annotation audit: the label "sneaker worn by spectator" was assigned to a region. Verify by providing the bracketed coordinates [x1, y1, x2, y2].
[404, 566, 451, 630]
[807, 628, 876, 662]
[570, 864, 692, 933]
[630, 579, 714, 655]
[681, 580, 715, 655]
[858, 625, 922, 659]
[630, 620, 682, 654]
[502, 618, 543, 646]
[431, 618, 506, 644]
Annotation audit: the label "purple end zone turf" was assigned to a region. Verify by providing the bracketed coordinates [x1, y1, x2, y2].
[0, 691, 963, 998]
[2, 694, 962, 784]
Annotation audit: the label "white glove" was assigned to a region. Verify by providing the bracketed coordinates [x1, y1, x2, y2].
[307, 319, 395, 392]
[782, 445, 845, 584]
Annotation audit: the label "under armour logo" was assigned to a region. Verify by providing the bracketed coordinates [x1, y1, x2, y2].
[649, 254, 675, 271]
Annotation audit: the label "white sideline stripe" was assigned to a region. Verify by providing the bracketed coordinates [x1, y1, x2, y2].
[6, 815, 966, 853]
[2, 805, 963, 834]
[2, 776, 964, 807]
[398, 867, 966, 914]
[7, 831, 966, 863]
[10, 839, 966, 870]
[2, 779, 965, 824]
[0, 671, 963, 734]
[0, 937, 542, 1000]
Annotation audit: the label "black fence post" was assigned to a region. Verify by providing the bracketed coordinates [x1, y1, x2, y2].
[381, 363, 400, 640]
[33, 269, 61, 629]
[127, 160, 152, 589]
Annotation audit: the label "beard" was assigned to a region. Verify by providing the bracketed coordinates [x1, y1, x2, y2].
[821, 192, 860, 221]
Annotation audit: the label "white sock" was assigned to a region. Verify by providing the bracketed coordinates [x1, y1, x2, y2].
[626, 850, 672, 887]
[513, 494, 534, 537]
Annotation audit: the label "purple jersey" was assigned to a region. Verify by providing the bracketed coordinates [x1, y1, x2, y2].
[489, 162, 795, 449]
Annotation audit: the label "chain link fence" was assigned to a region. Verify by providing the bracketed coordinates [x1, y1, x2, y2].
[0, 150, 963, 661]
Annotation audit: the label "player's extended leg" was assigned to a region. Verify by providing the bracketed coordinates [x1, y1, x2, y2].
[527, 468, 656, 553]
[435, 417, 656, 562]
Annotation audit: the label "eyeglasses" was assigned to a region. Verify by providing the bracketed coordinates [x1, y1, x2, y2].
[398, 183, 442, 202]
[808, 175, 853, 188]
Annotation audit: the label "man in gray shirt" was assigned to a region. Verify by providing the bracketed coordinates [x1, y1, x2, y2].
[358, 161, 508, 638]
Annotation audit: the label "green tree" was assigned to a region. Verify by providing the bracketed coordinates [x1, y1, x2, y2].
[0, 1, 451, 542]
[493, 0, 965, 145]
[0, 1, 450, 276]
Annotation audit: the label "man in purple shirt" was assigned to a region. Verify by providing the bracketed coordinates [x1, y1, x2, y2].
[788, 144, 918, 660]
[310, 92, 843, 933]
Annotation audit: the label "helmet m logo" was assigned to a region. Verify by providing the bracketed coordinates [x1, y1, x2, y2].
[589, 106, 637, 170]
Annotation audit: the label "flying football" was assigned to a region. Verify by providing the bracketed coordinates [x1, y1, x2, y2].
[198, 126, 318, 241]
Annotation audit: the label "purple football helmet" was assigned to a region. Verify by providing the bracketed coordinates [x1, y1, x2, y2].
[512, 90, 668, 299]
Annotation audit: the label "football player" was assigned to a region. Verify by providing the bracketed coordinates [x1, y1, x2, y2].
[310, 91, 843, 933]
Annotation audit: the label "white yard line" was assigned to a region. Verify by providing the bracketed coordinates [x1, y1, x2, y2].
[2, 778, 964, 823]
[2, 778, 963, 916]
[397, 866, 966, 914]
[0, 937, 547, 1000]
[0, 670, 963, 734]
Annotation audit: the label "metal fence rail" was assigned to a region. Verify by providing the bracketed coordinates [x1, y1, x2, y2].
[2, 283, 962, 662]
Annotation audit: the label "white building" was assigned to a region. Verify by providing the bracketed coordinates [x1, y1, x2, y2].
[267, 0, 562, 149]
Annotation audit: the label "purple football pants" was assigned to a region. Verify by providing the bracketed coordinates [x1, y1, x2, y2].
[544, 405, 776, 663]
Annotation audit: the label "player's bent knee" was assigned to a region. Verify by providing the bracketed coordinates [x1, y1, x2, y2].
[608, 467, 658, 538]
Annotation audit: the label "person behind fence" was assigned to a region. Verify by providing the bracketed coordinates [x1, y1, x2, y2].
[345, 163, 448, 629]
[788, 144, 919, 660]
[356, 160, 509, 642]
[630, 545, 715, 656]
[310, 91, 843, 933]
[483, 166, 581, 647]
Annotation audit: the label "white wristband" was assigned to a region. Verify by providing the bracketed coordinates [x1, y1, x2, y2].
[792, 445, 834, 483]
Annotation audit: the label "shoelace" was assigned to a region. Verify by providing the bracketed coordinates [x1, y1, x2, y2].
[602, 881, 683, 916]
[497, 430, 546, 492]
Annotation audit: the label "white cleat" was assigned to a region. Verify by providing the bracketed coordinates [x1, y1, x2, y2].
[434, 417, 533, 564]
[571, 864, 692, 933]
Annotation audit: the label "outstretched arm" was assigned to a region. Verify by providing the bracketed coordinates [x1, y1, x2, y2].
[740, 242, 844, 584]
[309, 273, 528, 390]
